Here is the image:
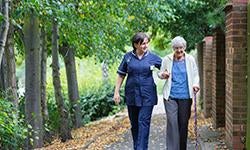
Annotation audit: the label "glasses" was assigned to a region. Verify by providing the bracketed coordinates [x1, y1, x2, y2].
[173, 46, 184, 54]
[173, 46, 184, 50]
[175, 50, 184, 54]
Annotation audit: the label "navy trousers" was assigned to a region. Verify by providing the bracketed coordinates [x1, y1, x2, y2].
[127, 105, 154, 150]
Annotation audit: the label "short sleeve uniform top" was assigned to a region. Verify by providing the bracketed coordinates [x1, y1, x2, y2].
[117, 50, 162, 106]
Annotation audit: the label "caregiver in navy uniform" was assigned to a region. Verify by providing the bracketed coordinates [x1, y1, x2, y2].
[113, 32, 162, 150]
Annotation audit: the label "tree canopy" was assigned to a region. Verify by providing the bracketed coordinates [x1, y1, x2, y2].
[10, 0, 227, 61]
[162, 0, 227, 50]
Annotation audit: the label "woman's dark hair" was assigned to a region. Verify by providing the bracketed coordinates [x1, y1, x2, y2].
[131, 32, 150, 50]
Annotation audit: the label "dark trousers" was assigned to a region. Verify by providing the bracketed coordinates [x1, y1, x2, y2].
[164, 98, 192, 150]
[177, 99, 192, 150]
[127, 105, 154, 150]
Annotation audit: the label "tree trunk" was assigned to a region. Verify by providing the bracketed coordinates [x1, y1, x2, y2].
[0, 53, 7, 91]
[5, 22, 18, 108]
[40, 27, 51, 142]
[0, 0, 9, 67]
[60, 44, 81, 128]
[51, 19, 72, 142]
[23, 10, 43, 149]
[40, 27, 48, 125]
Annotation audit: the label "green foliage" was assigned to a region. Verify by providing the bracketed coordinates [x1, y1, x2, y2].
[76, 57, 104, 93]
[46, 94, 60, 133]
[0, 98, 27, 149]
[14, 0, 177, 62]
[15, 56, 122, 133]
[80, 82, 125, 124]
[76, 58, 125, 124]
[0, 13, 4, 23]
[150, 29, 172, 57]
[12, 0, 227, 63]
[162, 0, 227, 50]
[44, 57, 122, 131]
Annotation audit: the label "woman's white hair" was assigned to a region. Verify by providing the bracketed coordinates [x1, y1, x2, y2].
[171, 36, 186, 49]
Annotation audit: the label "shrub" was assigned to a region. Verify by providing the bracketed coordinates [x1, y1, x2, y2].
[0, 98, 27, 149]
[80, 82, 125, 124]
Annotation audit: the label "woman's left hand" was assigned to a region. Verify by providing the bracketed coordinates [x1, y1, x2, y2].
[193, 86, 200, 94]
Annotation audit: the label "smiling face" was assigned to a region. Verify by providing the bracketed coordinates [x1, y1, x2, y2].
[173, 45, 185, 59]
[134, 38, 149, 54]
[171, 36, 186, 60]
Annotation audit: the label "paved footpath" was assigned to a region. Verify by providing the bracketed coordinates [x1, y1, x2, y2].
[104, 96, 224, 150]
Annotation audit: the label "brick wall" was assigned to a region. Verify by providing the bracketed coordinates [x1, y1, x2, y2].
[211, 27, 226, 128]
[202, 36, 213, 118]
[224, 1, 247, 149]
[196, 42, 204, 107]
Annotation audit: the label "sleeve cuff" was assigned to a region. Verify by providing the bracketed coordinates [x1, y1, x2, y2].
[117, 70, 126, 76]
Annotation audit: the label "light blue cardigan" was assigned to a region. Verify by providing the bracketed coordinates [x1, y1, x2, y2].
[158, 53, 200, 100]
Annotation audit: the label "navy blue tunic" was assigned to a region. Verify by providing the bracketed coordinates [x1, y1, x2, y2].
[117, 50, 162, 106]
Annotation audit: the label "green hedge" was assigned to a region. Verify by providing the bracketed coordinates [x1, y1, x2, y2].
[80, 82, 125, 124]
[45, 81, 125, 132]
[0, 99, 27, 149]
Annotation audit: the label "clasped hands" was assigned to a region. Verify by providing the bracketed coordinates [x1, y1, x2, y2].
[161, 70, 170, 79]
[161, 70, 200, 94]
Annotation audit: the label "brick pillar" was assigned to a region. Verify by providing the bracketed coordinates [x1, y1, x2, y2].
[224, 1, 247, 149]
[196, 42, 204, 108]
[202, 36, 213, 118]
[211, 27, 225, 128]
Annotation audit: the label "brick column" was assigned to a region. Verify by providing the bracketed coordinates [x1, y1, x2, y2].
[196, 42, 204, 108]
[202, 36, 213, 117]
[224, 0, 247, 149]
[211, 27, 225, 128]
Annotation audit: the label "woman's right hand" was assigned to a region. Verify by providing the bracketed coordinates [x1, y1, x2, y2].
[113, 92, 121, 105]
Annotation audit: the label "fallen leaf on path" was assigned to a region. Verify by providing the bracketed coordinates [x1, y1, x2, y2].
[38, 110, 130, 150]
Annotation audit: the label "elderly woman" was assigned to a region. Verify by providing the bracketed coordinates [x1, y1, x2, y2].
[158, 36, 199, 150]
[114, 32, 162, 150]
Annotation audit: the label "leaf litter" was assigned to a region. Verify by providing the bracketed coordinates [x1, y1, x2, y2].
[38, 108, 228, 150]
[38, 110, 130, 150]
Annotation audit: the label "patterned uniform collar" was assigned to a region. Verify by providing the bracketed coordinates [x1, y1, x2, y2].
[131, 49, 149, 58]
